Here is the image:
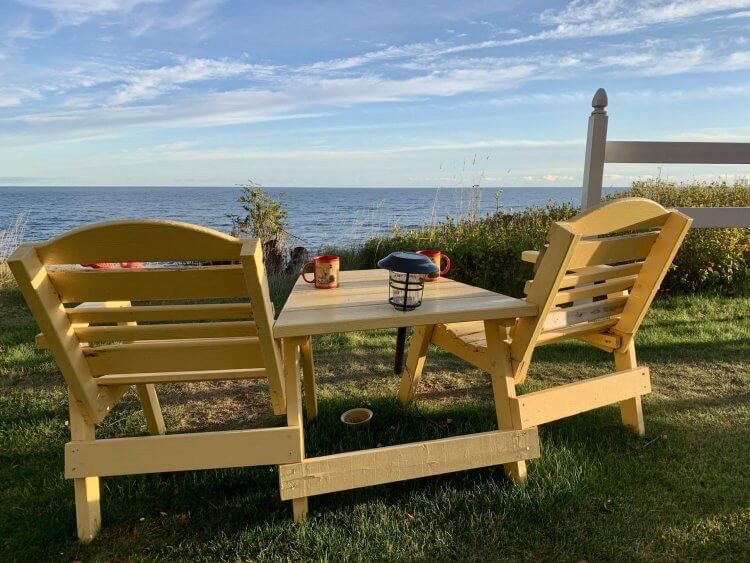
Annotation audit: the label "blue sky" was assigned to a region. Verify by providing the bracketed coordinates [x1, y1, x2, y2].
[1, 0, 750, 187]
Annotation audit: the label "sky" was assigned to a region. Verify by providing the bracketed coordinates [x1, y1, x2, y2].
[1, 0, 750, 188]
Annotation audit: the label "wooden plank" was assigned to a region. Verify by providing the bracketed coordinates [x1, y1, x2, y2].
[559, 262, 643, 288]
[282, 337, 307, 521]
[568, 232, 659, 269]
[95, 368, 267, 385]
[48, 266, 247, 303]
[521, 250, 539, 263]
[677, 207, 750, 228]
[542, 296, 627, 330]
[35, 220, 243, 264]
[443, 320, 486, 338]
[278, 428, 539, 500]
[75, 321, 258, 343]
[67, 303, 252, 324]
[510, 368, 651, 427]
[430, 324, 491, 372]
[536, 318, 618, 346]
[7, 245, 121, 424]
[135, 384, 166, 435]
[397, 324, 435, 406]
[605, 140, 750, 164]
[83, 337, 264, 375]
[581, 91, 609, 209]
[553, 275, 637, 305]
[65, 427, 303, 478]
[569, 197, 670, 234]
[577, 332, 621, 350]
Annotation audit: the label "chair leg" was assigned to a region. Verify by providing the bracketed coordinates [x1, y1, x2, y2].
[483, 320, 527, 483]
[68, 394, 101, 542]
[136, 384, 166, 435]
[300, 337, 318, 421]
[615, 343, 646, 436]
[397, 324, 435, 407]
[282, 338, 308, 521]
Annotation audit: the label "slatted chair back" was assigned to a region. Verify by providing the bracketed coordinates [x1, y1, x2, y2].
[8, 220, 283, 424]
[511, 198, 692, 382]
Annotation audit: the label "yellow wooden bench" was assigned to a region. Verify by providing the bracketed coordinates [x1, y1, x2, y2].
[399, 197, 692, 441]
[8, 220, 306, 542]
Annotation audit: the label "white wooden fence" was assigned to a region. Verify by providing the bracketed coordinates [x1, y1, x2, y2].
[581, 88, 750, 228]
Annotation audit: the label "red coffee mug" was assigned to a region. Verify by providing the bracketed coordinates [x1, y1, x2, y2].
[417, 249, 451, 281]
[301, 255, 340, 289]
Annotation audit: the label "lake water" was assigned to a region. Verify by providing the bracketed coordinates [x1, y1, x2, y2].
[0, 186, 621, 251]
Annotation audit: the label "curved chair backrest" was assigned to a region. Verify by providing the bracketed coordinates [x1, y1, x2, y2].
[9, 220, 282, 424]
[511, 198, 692, 382]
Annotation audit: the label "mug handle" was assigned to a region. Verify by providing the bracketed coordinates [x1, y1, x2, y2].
[440, 254, 452, 276]
[301, 261, 316, 283]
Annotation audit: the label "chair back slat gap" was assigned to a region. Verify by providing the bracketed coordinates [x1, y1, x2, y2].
[553, 275, 636, 305]
[75, 321, 258, 343]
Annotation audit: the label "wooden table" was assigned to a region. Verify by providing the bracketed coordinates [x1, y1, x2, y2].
[274, 269, 539, 521]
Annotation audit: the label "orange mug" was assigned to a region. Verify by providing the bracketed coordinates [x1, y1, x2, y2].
[417, 249, 451, 281]
[301, 255, 340, 289]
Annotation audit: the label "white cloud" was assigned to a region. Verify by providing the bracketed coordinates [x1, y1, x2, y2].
[15, 0, 166, 25]
[542, 174, 574, 182]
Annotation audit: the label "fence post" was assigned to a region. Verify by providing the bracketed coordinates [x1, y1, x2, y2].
[581, 88, 608, 209]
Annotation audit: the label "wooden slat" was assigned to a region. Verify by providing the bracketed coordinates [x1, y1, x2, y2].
[509, 368, 651, 427]
[560, 262, 643, 287]
[567, 197, 670, 234]
[577, 332, 620, 350]
[48, 266, 247, 303]
[521, 250, 540, 263]
[536, 318, 619, 346]
[430, 324, 492, 372]
[35, 220, 244, 264]
[278, 428, 540, 500]
[95, 368, 266, 385]
[443, 320, 486, 338]
[554, 275, 637, 305]
[75, 321, 258, 343]
[65, 426, 302, 478]
[543, 296, 627, 330]
[67, 303, 252, 324]
[83, 337, 264, 375]
[568, 232, 659, 269]
[605, 141, 750, 164]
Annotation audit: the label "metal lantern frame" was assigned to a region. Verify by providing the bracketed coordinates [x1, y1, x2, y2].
[387, 270, 425, 311]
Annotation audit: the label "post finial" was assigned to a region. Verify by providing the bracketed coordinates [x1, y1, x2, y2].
[592, 88, 608, 114]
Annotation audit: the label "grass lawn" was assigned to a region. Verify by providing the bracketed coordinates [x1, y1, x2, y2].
[1, 284, 748, 561]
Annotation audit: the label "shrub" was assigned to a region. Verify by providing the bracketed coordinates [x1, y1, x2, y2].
[338, 181, 749, 296]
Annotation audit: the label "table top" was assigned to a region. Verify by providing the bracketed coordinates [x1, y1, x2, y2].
[273, 269, 537, 338]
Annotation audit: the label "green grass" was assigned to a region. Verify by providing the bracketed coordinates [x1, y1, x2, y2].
[1, 285, 748, 561]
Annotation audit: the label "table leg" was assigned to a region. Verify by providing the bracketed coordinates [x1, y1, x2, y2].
[398, 324, 435, 407]
[300, 336, 317, 421]
[282, 337, 308, 521]
[484, 319, 527, 483]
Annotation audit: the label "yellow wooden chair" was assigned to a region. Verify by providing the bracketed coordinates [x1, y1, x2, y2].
[8, 220, 307, 542]
[398, 198, 692, 468]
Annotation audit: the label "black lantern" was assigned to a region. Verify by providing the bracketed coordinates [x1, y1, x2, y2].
[377, 251, 439, 311]
[377, 252, 439, 375]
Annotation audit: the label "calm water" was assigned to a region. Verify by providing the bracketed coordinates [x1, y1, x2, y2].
[0, 186, 620, 251]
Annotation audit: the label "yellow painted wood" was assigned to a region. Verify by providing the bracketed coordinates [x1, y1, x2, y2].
[483, 320, 527, 481]
[615, 343, 645, 436]
[521, 250, 540, 263]
[542, 296, 628, 330]
[278, 428, 539, 500]
[613, 211, 693, 349]
[567, 197, 670, 235]
[65, 427, 303, 478]
[95, 368, 267, 386]
[136, 384, 166, 435]
[536, 318, 619, 346]
[7, 245, 121, 423]
[35, 219, 243, 264]
[561, 262, 643, 288]
[397, 324, 435, 406]
[67, 391, 101, 543]
[281, 337, 307, 521]
[67, 302, 253, 324]
[577, 332, 620, 351]
[75, 321, 258, 343]
[274, 269, 535, 339]
[511, 223, 581, 383]
[430, 324, 491, 372]
[509, 368, 650, 427]
[567, 232, 659, 269]
[241, 239, 286, 415]
[441, 320, 486, 338]
[300, 336, 317, 421]
[553, 275, 636, 305]
[83, 337, 264, 375]
[48, 265, 247, 303]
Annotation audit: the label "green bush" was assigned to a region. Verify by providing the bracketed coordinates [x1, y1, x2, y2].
[334, 180, 749, 296]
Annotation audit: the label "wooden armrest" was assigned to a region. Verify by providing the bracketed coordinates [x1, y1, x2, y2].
[521, 250, 540, 264]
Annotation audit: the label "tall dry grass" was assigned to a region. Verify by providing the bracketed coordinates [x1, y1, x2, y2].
[0, 213, 27, 288]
